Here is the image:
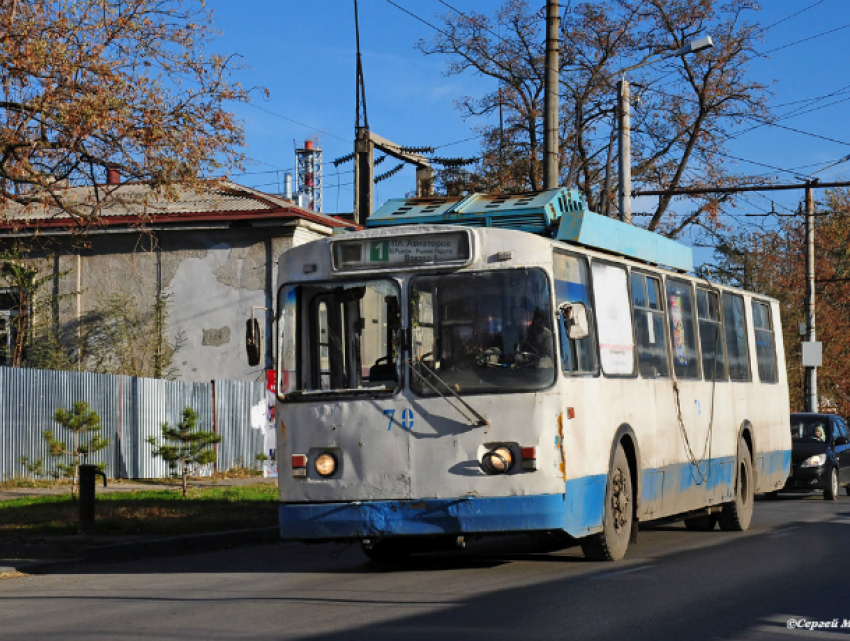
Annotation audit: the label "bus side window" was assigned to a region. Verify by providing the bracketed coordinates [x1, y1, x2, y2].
[592, 263, 635, 376]
[666, 279, 700, 379]
[631, 272, 669, 378]
[723, 292, 752, 381]
[697, 288, 728, 382]
[553, 252, 598, 374]
[752, 300, 778, 383]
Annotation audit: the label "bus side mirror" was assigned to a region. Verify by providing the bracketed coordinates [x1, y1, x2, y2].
[246, 318, 262, 366]
[560, 302, 589, 340]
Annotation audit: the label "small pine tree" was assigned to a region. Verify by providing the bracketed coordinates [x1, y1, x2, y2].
[19, 455, 44, 479]
[44, 401, 109, 497]
[147, 407, 221, 496]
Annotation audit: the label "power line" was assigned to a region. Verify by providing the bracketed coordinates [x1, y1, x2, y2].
[768, 122, 850, 148]
[245, 103, 350, 143]
[384, 0, 449, 36]
[758, 21, 850, 56]
[436, 0, 505, 43]
[756, 0, 827, 35]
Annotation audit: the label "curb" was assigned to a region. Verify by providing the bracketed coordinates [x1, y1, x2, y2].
[5, 527, 280, 575]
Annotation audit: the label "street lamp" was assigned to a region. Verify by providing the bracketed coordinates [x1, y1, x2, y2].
[617, 36, 713, 224]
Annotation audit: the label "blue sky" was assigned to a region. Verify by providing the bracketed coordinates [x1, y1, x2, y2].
[206, 0, 850, 245]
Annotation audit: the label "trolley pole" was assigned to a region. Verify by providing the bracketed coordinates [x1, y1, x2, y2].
[543, 0, 559, 190]
[805, 183, 818, 412]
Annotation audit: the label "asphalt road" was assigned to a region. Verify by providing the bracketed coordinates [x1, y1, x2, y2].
[2, 492, 850, 640]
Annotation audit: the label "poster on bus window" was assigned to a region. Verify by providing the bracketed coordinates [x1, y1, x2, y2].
[591, 264, 635, 375]
[669, 295, 688, 366]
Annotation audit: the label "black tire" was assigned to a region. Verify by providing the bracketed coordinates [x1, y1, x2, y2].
[845, 485, 850, 497]
[581, 444, 633, 561]
[824, 467, 838, 501]
[684, 513, 718, 531]
[719, 437, 754, 532]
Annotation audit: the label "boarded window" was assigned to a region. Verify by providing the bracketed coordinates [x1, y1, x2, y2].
[592, 263, 635, 376]
[752, 300, 778, 383]
[553, 252, 598, 374]
[631, 272, 668, 378]
[723, 292, 751, 382]
[697, 288, 727, 382]
[667, 279, 699, 379]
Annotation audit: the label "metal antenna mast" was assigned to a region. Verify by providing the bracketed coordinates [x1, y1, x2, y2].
[354, 0, 368, 130]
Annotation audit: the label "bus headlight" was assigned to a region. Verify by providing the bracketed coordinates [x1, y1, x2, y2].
[482, 446, 514, 474]
[315, 452, 338, 477]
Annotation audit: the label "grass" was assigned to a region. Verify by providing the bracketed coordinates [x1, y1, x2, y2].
[0, 468, 265, 490]
[0, 484, 279, 537]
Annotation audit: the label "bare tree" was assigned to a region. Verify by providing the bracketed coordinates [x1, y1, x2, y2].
[419, 0, 770, 237]
[0, 0, 249, 225]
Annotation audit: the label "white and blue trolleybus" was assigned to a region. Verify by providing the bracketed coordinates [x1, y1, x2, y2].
[265, 188, 791, 561]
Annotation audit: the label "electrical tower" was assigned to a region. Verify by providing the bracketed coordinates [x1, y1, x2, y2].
[295, 139, 323, 212]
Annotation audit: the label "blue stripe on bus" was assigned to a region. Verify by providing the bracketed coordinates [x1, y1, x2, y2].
[279, 449, 790, 541]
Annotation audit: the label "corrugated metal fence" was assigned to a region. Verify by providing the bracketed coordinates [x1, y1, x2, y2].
[0, 367, 267, 480]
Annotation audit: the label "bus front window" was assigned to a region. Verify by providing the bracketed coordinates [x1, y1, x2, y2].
[410, 269, 555, 395]
[278, 279, 401, 396]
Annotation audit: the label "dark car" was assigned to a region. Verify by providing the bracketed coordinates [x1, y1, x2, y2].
[779, 413, 850, 500]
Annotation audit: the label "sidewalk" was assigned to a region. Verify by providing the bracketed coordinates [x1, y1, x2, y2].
[0, 477, 280, 576]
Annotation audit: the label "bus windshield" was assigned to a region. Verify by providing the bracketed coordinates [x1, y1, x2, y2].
[409, 268, 555, 395]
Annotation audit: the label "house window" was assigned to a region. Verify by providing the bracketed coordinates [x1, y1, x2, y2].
[0, 287, 19, 366]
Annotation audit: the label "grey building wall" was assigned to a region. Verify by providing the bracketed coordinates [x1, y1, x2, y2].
[8, 219, 330, 383]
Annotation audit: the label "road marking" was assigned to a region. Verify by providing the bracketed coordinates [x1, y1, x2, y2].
[590, 564, 655, 580]
[768, 526, 800, 538]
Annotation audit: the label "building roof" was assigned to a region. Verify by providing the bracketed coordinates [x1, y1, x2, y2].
[0, 179, 353, 232]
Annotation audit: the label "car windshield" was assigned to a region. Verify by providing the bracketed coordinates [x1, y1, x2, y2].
[791, 417, 831, 442]
[409, 268, 556, 395]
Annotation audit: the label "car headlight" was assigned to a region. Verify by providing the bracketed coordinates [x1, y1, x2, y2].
[801, 454, 826, 468]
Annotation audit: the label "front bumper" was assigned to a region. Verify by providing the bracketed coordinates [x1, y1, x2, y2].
[279, 493, 580, 541]
[784, 465, 829, 490]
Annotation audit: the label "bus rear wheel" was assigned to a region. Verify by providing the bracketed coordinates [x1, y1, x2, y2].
[718, 437, 754, 532]
[581, 444, 632, 561]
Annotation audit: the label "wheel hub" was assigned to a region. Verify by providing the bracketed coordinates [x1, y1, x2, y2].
[611, 468, 629, 533]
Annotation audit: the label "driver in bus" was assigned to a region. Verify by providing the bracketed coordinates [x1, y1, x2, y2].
[509, 301, 554, 364]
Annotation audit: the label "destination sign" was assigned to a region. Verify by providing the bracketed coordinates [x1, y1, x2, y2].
[332, 231, 471, 271]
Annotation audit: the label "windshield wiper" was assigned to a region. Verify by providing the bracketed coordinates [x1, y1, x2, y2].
[406, 358, 489, 427]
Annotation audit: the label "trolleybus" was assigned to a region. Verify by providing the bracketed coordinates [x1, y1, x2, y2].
[261, 188, 791, 561]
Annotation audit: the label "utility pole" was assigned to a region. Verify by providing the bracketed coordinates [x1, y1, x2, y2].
[615, 36, 713, 226]
[617, 79, 631, 224]
[805, 182, 818, 412]
[543, 0, 559, 190]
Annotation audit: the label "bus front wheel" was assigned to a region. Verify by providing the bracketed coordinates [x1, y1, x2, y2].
[718, 437, 754, 532]
[581, 444, 633, 562]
